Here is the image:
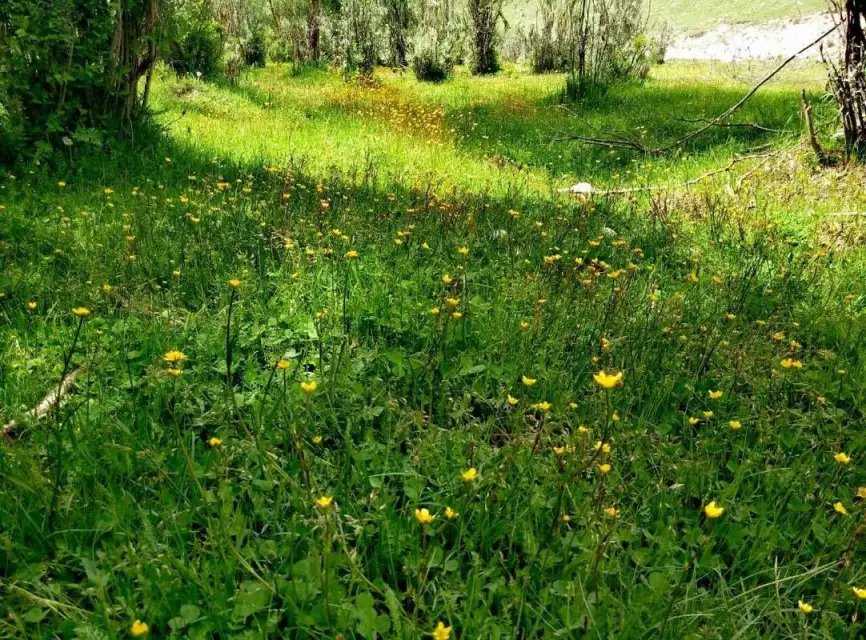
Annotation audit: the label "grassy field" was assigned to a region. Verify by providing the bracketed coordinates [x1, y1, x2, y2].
[2, 61, 866, 639]
[505, 0, 827, 34]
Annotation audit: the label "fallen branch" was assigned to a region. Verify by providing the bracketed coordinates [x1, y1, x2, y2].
[560, 148, 785, 197]
[2, 368, 82, 440]
[556, 23, 840, 156]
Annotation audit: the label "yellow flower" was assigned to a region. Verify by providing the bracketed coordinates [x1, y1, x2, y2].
[593, 440, 611, 454]
[521, 375, 537, 387]
[834, 501, 849, 515]
[315, 496, 333, 509]
[780, 358, 803, 369]
[72, 307, 91, 318]
[445, 297, 460, 308]
[166, 368, 183, 378]
[797, 600, 813, 614]
[728, 420, 742, 431]
[430, 306, 441, 316]
[451, 311, 463, 320]
[276, 359, 290, 370]
[300, 380, 318, 395]
[688, 416, 700, 426]
[163, 350, 187, 364]
[702, 411, 714, 419]
[853, 586, 866, 600]
[312, 435, 323, 444]
[130, 620, 149, 637]
[704, 501, 725, 519]
[432, 621, 452, 640]
[520, 320, 530, 331]
[597, 463, 612, 474]
[415, 508, 434, 525]
[208, 437, 222, 447]
[593, 371, 623, 390]
[26, 300, 37, 311]
[604, 506, 620, 518]
[457, 246, 469, 256]
[506, 394, 519, 406]
[857, 487, 866, 499]
[835, 452, 852, 464]
[227, 278, 242, 289]
[344, 250, 359, 259]
[531, 401, 552, 413]
[708, 390, 723, 399]
[444, 506, 459, 520]
[441, 274, 453, 285]
[461, 468, 478, 482]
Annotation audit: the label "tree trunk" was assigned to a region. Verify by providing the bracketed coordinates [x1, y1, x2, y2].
[307, 0, 321, 62]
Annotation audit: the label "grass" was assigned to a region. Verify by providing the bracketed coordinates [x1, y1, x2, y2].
[504, 0, 827, 35]
[2, 61, 866, 639]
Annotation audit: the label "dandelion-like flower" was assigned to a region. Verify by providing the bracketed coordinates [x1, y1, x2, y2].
[593, 371, 623, 389]
[72, 307, 91, 318]
[415, 508, 434, 525]
[432, 621, 452, 640]
[461, 468, 478, 482]
[704, 501, 725, 519]
[315, 496, 333, 509]
[300, 380, 318, 395]
[130, 620, 149, 637]
[797, 600, 813, 614]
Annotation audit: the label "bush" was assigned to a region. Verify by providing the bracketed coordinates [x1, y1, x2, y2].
[242, 30, 268, 68]
[0, 0, 159, 157]
[166, 1, 224, 77]
[412, 48, 452, 82]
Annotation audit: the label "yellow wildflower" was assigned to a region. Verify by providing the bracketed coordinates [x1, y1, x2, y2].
[597, 463, 612, 474]
[72, 307, 91, 318]
[704, 501, 725, 519]
[728, 420, 742, 431]
[521, 375, 537, 387]
[461, 468, 478, 482]
[432, 621, 452, 640]
[315, 496, 333, 509]
[708, 390, 723, 399]
[853, 587, 866, 600]
[208, 437, 222, 447]
[444, 507, 459, 520]
[415, 508, 434, 525]
[227, 278, 242, 289]
[163, 350, 187, 364]
[835, 452, 852, 464]
[797, 600, 813, 614]
[130, 620, 149, 637]
[834, 501, 849, 515]
[300, 380, 318, 394]
[592, 371, 623, 389]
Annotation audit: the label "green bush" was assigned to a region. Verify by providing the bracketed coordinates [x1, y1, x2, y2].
[166, 1, 224, 77]
[411, 48, 452, 82]
[0, 0, 159, 159]
[242, 30, 268, 68]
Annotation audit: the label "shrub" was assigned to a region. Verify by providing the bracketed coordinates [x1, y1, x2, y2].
[0, 0, 160, 157]
[412, 48, 452, 82]
[166, 1, 224, 77]
[242, 30, 268, 67]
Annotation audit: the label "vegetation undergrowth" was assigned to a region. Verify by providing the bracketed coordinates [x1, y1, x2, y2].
[2, 61, 866, 639]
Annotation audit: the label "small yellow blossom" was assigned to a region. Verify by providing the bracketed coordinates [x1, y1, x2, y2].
[506, 394, 519, 406]
[853, 586, 866, 600]
[312, 435, 323, 444]
[834, 501, 849, 515]
[728, 420, 742, 431]
[531, 401, 552, 413]
[704, 501, 725, 519]
[604, 506, 620, 518]
[451, 311, 463, 320]
[597, 463, 612, 474]
[72, 307, 91, 318]
[835, 452, 852, 465]
[166, 368, 183, 378]
[415, 508, 434, 525]
[780, 358, 803, 369]
[798, 600, 813, 614]
[344, 250, 359, 259]
[593, 371, 623, 389]
[163, 350, 187, 364]
[300, 380, 318, 395]
[445, 297, 460, 308]
[457, 246, 469, 256]
[461, 468, 478, 482]
[708, 390, 723, 399]
[432, 621, 452, 640]
[444, 507, 459, 520]
[208, 437, 222, 447]
[857, 487, 866, 499]
[227, 278, 242, 289]
[521, 375, 537, 387]
[276, 359, 290, 370]
[315, 496, 333, 509]
[441, 274, 453, 285]
[130, 620, 149, 637]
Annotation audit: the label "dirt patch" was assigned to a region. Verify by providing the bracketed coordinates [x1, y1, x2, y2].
[665, 13, 840, 62]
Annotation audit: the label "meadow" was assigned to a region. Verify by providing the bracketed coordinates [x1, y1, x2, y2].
[2, 59, 866, 639]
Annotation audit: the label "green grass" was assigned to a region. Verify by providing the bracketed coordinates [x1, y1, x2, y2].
[650, 0, 826, 33]
[2, 62, 866, 639]
[505, 0, 827, 35]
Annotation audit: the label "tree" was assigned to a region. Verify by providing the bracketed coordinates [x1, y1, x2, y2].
[827, 0, 866, 159]
[382, 0, 412, 67]
[467, 0, 503, 74]
[0, 0, 163, 156]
